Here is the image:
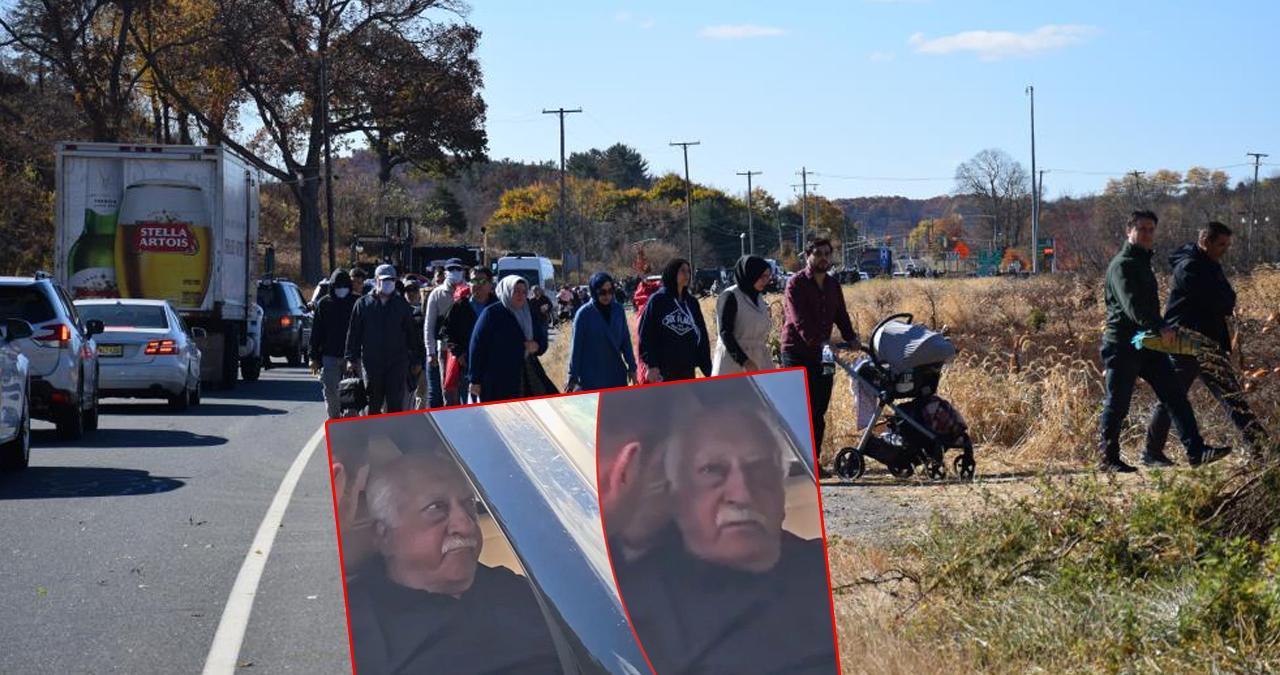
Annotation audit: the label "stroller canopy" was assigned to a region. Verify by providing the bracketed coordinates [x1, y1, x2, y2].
[873, 320, 956, 373]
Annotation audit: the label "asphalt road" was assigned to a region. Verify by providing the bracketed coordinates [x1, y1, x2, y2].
[0, 366, 350, 674]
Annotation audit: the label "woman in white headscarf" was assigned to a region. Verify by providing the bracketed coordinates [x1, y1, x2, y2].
[468, 276, 554, 403]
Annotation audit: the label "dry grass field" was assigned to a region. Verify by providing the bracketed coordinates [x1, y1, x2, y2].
[540, 270, 1280, 673]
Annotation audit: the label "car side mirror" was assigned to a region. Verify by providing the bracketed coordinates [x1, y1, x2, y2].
[85, 319, 105, 336]
[191, 327, 207, 340]
[4, 319, 33, 342]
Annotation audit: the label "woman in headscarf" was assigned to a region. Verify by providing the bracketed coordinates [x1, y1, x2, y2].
[468, 276, 553, 403]
[712, 255, 775, 375]
[567, 272, 638, 392]
[637, 258, 711, 383]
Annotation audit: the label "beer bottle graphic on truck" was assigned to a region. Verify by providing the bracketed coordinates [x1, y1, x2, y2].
[68, 166, 122, 298]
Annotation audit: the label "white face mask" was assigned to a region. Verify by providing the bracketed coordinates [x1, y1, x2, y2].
[447, 269, 464, 284]
[378, 280, 396, 296]
[332, 287, 349, 299]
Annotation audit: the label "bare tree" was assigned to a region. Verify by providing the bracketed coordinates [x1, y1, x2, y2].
[954, 148, 1031, 250]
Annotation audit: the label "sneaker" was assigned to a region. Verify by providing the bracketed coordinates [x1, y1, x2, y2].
[1140, 451, 1176, 468]
[1098, 457, 1138, 473]
[1189, 446, 1232, 467]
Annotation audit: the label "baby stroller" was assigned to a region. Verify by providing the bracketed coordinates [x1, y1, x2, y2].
[832, 313, 976, 481]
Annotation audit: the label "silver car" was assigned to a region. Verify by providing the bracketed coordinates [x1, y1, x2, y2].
[75, 299, 204, 410]
[0, 318, 33, 471]
[0, 274, 103, 439]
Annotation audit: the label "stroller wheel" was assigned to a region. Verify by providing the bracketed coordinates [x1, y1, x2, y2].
[926, 462, 947, 480]
[953, 455, 976, 480]
[888, 464, 914, 479]
[834, 447, 865, 480]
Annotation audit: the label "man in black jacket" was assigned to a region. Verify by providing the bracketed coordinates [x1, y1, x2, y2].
[1146, 222, 1270, 460]
[310, 269, 358, 419]
[1098, 211, 1230, 472]
[345, 265, 423, 415]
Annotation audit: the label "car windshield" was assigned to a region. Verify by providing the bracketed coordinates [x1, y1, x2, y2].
[499, 269, 540, 288]
[256, 284, 288, 310]
[77, 304, 169, 329]
[0, 286, 56, 324]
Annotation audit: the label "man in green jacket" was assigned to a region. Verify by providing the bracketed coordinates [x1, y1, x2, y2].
[1098, 210, 1231, 472]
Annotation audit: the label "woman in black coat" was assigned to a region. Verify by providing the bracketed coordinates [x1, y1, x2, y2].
[637, 258, 711, 383]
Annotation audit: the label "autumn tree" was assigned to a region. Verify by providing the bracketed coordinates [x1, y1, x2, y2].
[1, 0, 149, 141]
[954, 148, 1031, 250]
[137, 0, 483, 283]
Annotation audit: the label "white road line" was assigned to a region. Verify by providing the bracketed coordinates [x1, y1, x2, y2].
[202, 424, 328, 674]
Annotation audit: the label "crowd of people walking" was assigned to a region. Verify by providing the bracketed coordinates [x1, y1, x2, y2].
[309, 213, 1270, 475]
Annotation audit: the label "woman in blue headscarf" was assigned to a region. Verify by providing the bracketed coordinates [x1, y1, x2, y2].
[567, 272, 638, 391]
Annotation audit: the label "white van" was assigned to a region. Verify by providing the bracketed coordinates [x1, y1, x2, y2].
[495, 254, 556, 290]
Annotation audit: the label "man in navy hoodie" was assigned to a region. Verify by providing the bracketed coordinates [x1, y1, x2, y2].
[1145, 221, 1271, 461]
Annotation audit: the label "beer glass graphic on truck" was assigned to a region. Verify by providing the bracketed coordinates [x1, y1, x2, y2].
[114, 180, 213, 309]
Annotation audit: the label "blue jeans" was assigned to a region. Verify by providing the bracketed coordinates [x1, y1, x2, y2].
[1099, 341, 1204, 460]
[426, 359, 443, 409]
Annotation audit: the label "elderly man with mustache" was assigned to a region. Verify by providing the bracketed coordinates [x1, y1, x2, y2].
[344, 453, 560, 675]
[614, 399, 838, 675]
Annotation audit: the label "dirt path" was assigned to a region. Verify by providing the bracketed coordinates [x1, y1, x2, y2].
[819, 464, 1091, 546]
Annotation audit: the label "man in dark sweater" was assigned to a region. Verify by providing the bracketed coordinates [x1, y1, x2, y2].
[616, 402, 838, 674]
[310, 268, 357, 419]
[345, 264, 423, 415]
[346, 453, 560, 675]
[781, 238, 858, 478]
[1098, 211, 1230, 472]
[1145, 221, 1270, 461]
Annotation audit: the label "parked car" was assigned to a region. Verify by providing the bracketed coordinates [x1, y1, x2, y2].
[74, 299, 204, 410]
[256, 278, 313, 367]
[0, 318, 33, 470]
[0, 274, 102, 439]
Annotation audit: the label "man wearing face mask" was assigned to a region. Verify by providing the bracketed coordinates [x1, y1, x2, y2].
[310, 268, 358, 418]
[346, 452, 560, 675]
[424, 259, 466, 408]
[345, 264, 423, 415]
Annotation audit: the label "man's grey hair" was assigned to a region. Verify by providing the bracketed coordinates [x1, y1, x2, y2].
[662, 402, 791, 491]
[366, 453, 457, 529]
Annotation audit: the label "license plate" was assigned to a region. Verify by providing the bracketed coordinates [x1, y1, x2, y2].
[97, 344, 123, 357]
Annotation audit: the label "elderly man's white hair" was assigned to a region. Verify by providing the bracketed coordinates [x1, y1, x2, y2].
[366, 452, 463, 529]
[662, 401, 791, 491]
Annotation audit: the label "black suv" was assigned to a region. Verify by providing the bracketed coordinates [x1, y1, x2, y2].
[256, 278, 312, 367]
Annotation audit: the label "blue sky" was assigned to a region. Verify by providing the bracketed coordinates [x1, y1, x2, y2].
[469, 1, 1279, 202]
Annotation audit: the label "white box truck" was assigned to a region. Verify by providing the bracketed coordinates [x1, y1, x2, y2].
[54, 142, 264, 388]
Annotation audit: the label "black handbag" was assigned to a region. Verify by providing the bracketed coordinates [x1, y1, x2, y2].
[339, 375, 367, 413]
[521, 356, 559, 398]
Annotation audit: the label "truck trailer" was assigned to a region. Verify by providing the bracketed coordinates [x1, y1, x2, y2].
[54, 142, 263, 389]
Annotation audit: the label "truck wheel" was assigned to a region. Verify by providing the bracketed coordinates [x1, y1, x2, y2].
[220, 325, 239, 390]
[240, 356, 261, 382]
[0, 388, 30, 471]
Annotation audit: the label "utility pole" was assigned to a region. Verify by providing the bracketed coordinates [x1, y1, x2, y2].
[320, 18, 337, 274]
[796, 167, 812, 253]
[543, 107, 582, 277]
[670, 141, 700, 268]
[1038, 168, 1046, 272]
[736, 170, 762, 255]
[1128, 170, 1145, 207]
[1247, 151, 1269, 263]
[1026, 85, 1038, 273]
